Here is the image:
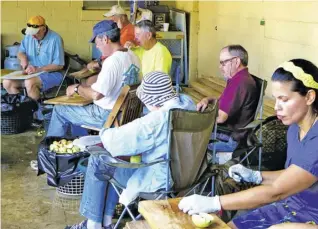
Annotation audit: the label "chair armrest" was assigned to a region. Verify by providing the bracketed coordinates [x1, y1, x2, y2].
[217, 125, 232, 136]
[239, 119, 265, 130]
[81, 125, 101, 132]
[86, 146, 168, 169]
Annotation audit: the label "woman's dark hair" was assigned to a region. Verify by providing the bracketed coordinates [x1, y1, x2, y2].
[272, 59, 318, 113]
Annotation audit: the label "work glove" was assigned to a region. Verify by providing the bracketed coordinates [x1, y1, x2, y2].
[178, 194, 221, 215]
[228, 164, 262, 184]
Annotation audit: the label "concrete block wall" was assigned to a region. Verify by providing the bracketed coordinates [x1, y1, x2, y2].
[1, 0, 107, 62]
[196, 1, 318, 96]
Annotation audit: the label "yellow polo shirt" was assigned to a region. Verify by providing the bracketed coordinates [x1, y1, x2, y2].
[132, 41, 172, 78]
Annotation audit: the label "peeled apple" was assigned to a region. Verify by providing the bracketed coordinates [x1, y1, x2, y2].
[192, 213, 214, 228]
[130, 155, 141, 163]
[49, 139, 81, 154]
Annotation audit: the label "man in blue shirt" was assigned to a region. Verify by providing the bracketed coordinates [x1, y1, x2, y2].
[65, 71, 196, 229]
[3, 15, 64, 100]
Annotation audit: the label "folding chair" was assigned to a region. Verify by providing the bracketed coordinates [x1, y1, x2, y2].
[85, 100, 218, 228]
[55, 52, 87, 97]
[233, 115, 288, 171]
[209, 75, 267, 196]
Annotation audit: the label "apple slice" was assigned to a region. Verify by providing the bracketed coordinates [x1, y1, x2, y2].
[192, 213, 214, 228]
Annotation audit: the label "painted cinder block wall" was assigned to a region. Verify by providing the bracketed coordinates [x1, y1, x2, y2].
[196, 1, 318, 96]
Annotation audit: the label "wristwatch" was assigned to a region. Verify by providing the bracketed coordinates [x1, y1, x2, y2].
[74, 84, 80, 94]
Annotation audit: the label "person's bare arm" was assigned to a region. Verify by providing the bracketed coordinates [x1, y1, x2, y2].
[261, 170, 285, 185]
[66, 84, 104, 100]
[18, 52, 28, 69]
[220, 164, 317, 210]
[268, 223, 318, 229]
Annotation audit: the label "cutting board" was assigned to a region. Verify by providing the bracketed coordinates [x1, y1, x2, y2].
[124, 220, 151, 229]
[69, 68, 99, 79]
[1, 70, 46, 80]
[44, 94, 93, 106]
[138, 198, 230, 229]
[0, 69, 15, 76]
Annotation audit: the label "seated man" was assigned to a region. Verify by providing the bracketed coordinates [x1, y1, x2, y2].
[126, 20, 172, 76]
[197, 45, 258, 152]
[3, 15, 64, 100]
[65, 71, 196, 229]
[47, 20, 140, 137]
[84, 5, 137, 86]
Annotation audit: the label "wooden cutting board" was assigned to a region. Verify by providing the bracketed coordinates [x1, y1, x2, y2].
[0, 69, 15, 76]
[125, 220, 151, 229]
[44, 94, 93, 106]
[138, 198, 230, 229]
[69, 68, 99, 79]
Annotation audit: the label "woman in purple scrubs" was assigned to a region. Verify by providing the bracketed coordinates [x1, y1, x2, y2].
[178, 59, 318, 228]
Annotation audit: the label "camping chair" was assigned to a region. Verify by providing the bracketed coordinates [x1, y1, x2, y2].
[84, 101, 218, 228]
[55, 52, 87, 97]
[209, 75, 267, 196]
[232, 115, 288, 171]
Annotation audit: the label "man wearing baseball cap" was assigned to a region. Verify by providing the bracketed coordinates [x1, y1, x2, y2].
[85, 5, 136, 77]
[47, 20, 141, 137]
[65, 71, 195, 229]
[3, 15, 64, 100]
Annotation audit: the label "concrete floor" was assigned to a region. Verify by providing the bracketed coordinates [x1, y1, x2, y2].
[1, 129, 85, 229]
[1, 129, 128, 229]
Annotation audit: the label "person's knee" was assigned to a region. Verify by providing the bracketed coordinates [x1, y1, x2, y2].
[24, 79, 39, 91]
[3, 80, 13, 90]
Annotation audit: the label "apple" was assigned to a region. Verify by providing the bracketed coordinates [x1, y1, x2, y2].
[192, 213, 214, 228]
[130, 155, 141, 163]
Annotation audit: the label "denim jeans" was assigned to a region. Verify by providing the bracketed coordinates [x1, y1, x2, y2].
[80, 154, 136, 223]
[47, 104, 110, 137]
[208, 136, 238, 152]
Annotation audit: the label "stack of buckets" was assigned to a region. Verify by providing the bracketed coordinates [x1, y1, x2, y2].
[4, 43, 22, 70]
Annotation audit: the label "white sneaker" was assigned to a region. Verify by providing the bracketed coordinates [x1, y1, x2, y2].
[30, 160, 38, 171]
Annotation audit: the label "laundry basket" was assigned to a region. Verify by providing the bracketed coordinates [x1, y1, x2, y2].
[56, 173, 85, 196]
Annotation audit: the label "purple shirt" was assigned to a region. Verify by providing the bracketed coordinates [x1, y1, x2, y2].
[219, 68, 258, 141]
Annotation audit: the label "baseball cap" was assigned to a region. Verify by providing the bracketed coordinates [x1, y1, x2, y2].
[25, 16, 46, 35]
[89, 20, 119, 43]
[103, 5, 126, 17]
[136, 71, 177, 107]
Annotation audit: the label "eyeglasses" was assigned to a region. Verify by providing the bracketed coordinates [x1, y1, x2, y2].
[27, 23, 43, 28]
[220, 56, 238, 66]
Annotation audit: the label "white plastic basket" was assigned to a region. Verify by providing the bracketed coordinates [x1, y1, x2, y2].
[56, 173, 85, 196]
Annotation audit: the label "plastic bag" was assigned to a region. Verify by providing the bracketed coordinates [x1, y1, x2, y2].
[1, 93, 38, 113]
[37, 137, 90, 187]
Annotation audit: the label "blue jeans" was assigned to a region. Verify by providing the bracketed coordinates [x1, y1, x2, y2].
[47, 104, 110, 137]
[80, 154, 136, 223]
[208, 136, 238, 152]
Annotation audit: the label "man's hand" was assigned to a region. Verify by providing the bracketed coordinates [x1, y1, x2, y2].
[197, 98, 210, 112]
[25, 65, 38, 74]
[229, 164, 263, 184]
[178, 194, 221, 215]
[86, 61, 100, 71]
[124, 41, 135, 49]
[66, 84, 79, 97]
[20, 58, 29, 70]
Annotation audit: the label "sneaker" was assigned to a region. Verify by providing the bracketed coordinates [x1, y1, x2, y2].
[30, 160, 38, 171]
[65, 220, 88, 229]
[104, 224, 114, 229]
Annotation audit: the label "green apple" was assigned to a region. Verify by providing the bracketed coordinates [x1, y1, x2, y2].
[130, 155, 141, 163]
[192, 213, 214, 228]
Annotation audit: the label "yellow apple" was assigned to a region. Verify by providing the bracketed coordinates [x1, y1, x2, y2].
[130, 155, 141, 163]
[192, 213, 214, 228]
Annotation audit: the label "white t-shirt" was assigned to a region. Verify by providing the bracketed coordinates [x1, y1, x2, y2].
[91, 50, 141, 110]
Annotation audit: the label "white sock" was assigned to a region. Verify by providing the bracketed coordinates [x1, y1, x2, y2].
[102, 215, 113, 227]
[87, 219, 102, 229]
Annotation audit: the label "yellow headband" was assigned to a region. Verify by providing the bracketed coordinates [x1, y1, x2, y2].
[278, 61, 318, 89]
